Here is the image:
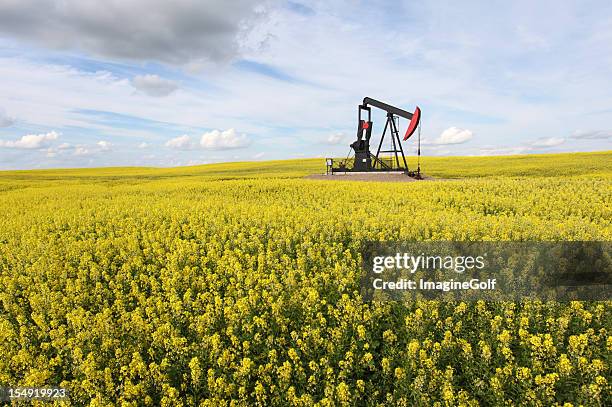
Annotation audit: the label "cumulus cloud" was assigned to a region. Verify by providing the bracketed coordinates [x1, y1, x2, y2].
[529, 137, 565, 147]
[427, 127, 473, 145]
[570, 130, 612, 140]
[73, 146, 90, 156]
[46, 144, 73, 157]
[165, 129, 250, 150]
[325, 132, 346, 145]
[165, 135, 194, 150]
[97, 140, 112, 151]
[131, 74, 179, 97]
[0, 131, 58, 149]
[0, 109, 15, 127]
[200, 128, 250, 150]
[138, 142, 149, 149]
[0, 1, 273, 65]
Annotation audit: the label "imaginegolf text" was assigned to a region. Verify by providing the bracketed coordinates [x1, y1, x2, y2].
[372, 278, 497, 292]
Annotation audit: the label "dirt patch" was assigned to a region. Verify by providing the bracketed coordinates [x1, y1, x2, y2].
[304, 172, 442, 182]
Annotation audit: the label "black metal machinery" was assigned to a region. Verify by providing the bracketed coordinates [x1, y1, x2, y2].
[327, 97, 422, 177]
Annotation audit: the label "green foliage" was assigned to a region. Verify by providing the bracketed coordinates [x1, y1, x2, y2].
[0, 151, 610, 405]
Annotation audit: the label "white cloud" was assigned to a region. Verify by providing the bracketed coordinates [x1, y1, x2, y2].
[325, 132, 346, 145]
[479, 146, 532, 155]
[166, 129, 250, 150]
[0, 109, 15, 127]
[131, 74, 179, 97]
[199, 128, 250, 150]
[480, 135, 567, 156]
[73, 146, 90, 156]
[570, 130, 612, 140]
[529, 137, 565, 147]
[253, 151, 265, 159]
[45, 142, 74, 158]
[427, 127, 473, 145]
[0, 130, 58, 149]
[138, 142, 149, 148]
[186, 159, 209, 166]
[165, 135, 194, 150]
[97, 140, 112, 151]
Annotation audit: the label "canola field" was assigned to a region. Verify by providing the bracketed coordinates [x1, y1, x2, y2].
[0, 151, 610, 406]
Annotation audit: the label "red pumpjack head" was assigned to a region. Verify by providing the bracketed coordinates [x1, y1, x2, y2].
[403, 106, 421, 141]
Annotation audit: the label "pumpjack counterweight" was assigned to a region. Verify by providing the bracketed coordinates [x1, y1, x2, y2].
[326, 97, 422, 177]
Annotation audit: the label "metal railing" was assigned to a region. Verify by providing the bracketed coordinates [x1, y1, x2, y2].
[326, 155, 410, 174]
[325, 157, 353, 174]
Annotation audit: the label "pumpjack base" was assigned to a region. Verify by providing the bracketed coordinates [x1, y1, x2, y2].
[329, 169, 422, 179]
[307, 171, 426, 182]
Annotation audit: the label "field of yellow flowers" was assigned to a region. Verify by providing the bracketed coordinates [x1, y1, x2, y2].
[0, 151, 610, 406]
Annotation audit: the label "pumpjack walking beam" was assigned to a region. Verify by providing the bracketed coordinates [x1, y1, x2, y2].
[361, 97, 421, 143]
[363, 97, 415, 121]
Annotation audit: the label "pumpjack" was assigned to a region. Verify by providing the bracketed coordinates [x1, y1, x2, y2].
[327, 97, 422, 177]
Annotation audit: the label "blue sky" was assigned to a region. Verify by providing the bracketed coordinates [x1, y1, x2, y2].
[0, 0, 611, 169]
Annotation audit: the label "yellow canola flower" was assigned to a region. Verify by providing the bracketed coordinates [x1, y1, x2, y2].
[558, 354, 572, 376]
[0, 153, 610, 405]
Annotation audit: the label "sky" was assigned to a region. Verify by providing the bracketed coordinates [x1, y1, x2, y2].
[0, 0, 611, 170]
